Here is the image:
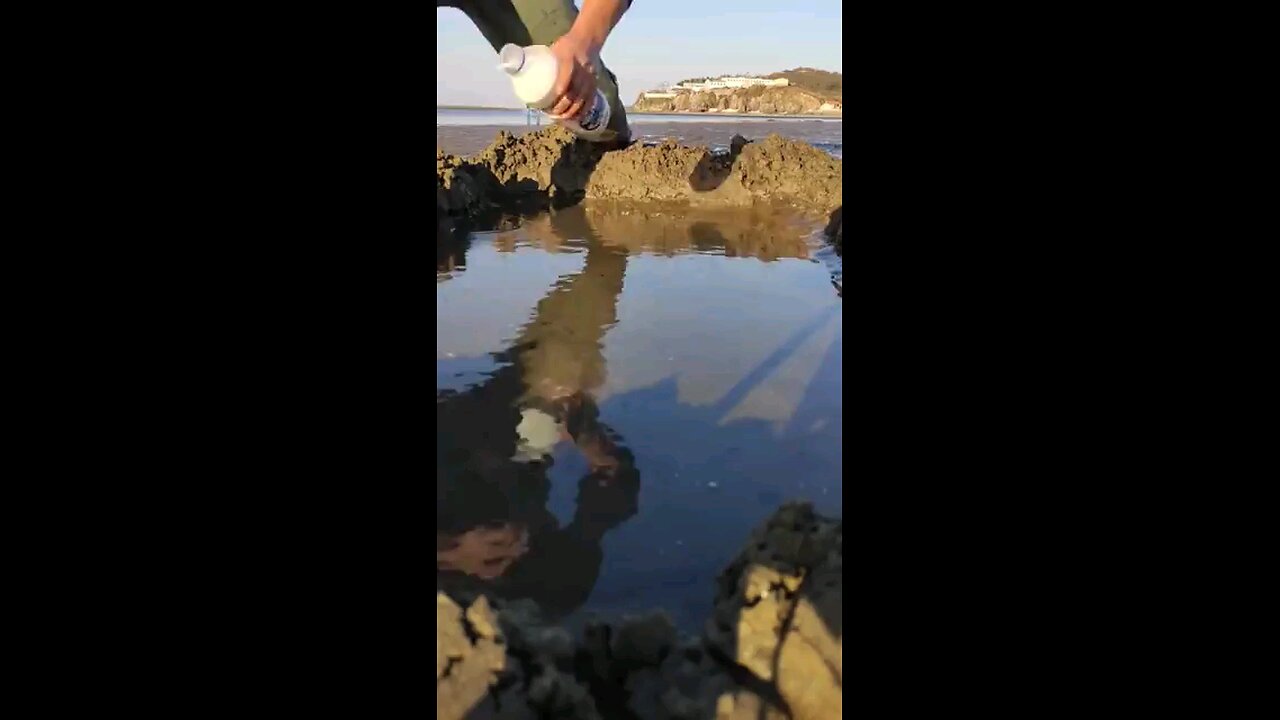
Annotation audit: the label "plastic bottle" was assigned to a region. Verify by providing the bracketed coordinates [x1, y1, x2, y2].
[499, 43, 612, 140]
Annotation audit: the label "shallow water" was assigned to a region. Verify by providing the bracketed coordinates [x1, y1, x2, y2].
[437, 203, 841, 632]
[437, 107, 841, 126]
[437, 114, 843, 159]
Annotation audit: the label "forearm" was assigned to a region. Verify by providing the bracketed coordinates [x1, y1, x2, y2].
[516, 246, 626, 403]
[568, 0, 628, 51]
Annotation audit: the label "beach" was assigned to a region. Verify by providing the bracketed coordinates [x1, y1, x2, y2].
[436, 119, 843, 720]
[437, 108, 842, 158]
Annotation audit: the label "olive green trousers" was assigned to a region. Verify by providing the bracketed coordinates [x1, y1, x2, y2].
[438, 0, 631, 140]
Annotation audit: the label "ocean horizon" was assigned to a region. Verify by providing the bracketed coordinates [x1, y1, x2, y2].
[437, 107, 841, 127]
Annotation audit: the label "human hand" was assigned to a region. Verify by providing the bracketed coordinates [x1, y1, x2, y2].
[574, 461, 639, 538]
[547, 30, 602, 122]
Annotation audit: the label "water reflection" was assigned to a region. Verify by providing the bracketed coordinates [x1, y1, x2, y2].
[436, 204, 841, 627]
[499, 201, 816, 261]
[437, 236, 639, 620]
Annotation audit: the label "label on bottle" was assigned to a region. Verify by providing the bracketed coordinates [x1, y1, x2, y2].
[578, 93, 607, 132]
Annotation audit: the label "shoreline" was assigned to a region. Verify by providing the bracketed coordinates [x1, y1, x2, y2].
[438, 106, 841, 120]
[626, 109, 841, 119]
[437, 120, 842, 161]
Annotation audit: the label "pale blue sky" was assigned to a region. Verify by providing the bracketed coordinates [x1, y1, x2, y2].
[436, 0, 842, 107]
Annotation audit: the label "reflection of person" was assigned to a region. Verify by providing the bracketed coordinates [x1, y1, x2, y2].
[437, 241, 637, 620]
[435, 0, 633, 143]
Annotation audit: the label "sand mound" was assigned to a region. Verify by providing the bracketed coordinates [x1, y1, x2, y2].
[435, 127, 843, 246]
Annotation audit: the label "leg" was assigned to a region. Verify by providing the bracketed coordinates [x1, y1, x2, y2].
[455, 0, 631, 141]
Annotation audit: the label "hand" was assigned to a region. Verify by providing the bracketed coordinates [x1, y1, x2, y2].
[574, 462, 639, 537]
[547, 30, 602, 122]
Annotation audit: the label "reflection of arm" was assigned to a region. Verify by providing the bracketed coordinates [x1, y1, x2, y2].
[515, 243, 628, 404]
[560, 397, 640, 542]
[494, 423, 638, 620]
[445, 236, 628, 467]
[567, 445, 639, 543]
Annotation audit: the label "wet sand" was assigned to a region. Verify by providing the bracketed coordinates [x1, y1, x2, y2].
[437, 119, 843, 158]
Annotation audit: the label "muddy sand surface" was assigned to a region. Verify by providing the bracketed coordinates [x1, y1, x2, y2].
[436, 126, 842, 251]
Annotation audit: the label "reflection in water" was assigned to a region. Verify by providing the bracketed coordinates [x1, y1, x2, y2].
[436, 221, 470, 283]
[437, 235, 638, 620]
[437, 204, 841, 628]
[505, 201, 817, 261]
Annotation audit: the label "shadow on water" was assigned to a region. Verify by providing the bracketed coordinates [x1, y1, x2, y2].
[437, 205, 841, 719]
[570, 319, 842, 716]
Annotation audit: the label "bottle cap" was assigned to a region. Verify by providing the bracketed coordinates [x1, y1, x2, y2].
[498, 44, 525, 74]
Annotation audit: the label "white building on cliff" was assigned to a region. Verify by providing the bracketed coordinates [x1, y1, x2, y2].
[677, 76, 790, 91]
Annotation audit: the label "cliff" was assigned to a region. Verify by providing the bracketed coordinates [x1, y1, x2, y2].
[632, 85, 842, 115]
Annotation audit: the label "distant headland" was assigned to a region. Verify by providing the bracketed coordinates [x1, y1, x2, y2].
[631, 68, 842, 115]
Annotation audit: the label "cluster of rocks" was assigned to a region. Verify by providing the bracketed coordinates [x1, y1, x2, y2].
[436, 502, 842, 720]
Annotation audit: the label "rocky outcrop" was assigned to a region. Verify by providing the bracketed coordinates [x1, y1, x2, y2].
[435, 127, 842, 225]
[436, 502, 843, 720]
[632, 87, 841, 115]
[436, 594, 519, 719]
[727, 134, 842, 214]
[704, 503, 843, 720]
